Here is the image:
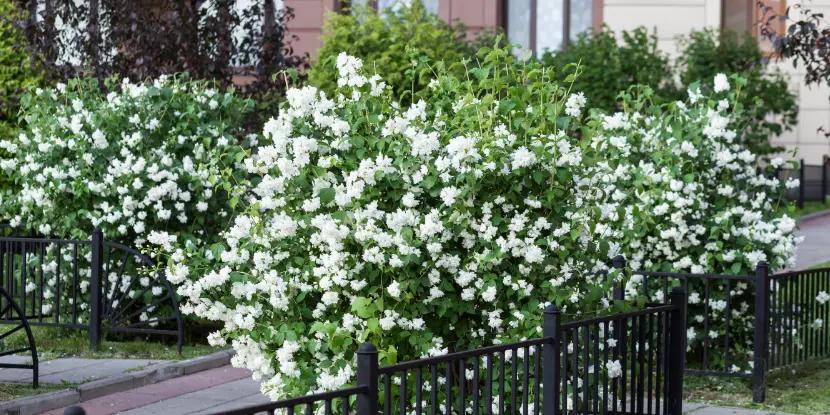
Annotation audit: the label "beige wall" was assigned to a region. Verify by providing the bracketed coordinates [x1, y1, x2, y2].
[602, 0, 721, 61]
[767, 2, 830, 164]
[603, 0, 830, 164]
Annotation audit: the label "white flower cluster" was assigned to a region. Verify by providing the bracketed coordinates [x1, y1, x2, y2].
[0, 76, 249, 245]
[590, 74, 799, 275]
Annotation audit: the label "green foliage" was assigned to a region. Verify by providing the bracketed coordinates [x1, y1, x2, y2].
[540, 26, 678, 113]
[0, 0, 43, 188]
[309, 1, 475, 102]
[675, 27, 798, 156]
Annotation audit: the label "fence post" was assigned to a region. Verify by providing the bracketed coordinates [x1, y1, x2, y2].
[753, 261, 769, 403]
[356, 343, 378, 415]
[668, 287, 687, 415]
[799, 158, 806, 209]
[612, 255, 626, 301]
[823, 156, 828, 205]
[543, 304, 560, 415]
[89, 228, 103, 351]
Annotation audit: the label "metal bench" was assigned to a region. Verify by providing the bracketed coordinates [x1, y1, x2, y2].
[0, 286, 39, 388]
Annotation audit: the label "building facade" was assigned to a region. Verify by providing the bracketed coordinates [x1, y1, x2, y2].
[286, 0, 830, 164]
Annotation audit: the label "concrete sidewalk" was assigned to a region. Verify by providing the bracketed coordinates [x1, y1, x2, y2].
[42, 364, 796, 415]
[795, 214, 830, 269]
[0, 356, 168, 385]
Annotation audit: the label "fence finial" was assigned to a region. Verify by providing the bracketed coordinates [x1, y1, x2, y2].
[358, 343, 378, 354]
[543, 303, 559, 315]
[612, 255, 626, 269]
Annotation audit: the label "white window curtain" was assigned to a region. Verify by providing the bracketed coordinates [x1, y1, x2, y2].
[506, 0, 531, 53]
[569, 0, 593, 41]
[536, 0, 564, 54]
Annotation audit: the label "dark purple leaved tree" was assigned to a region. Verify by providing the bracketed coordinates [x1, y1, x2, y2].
[759, 0, 830, 136]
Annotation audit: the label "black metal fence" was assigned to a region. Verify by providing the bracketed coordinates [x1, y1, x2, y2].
[775, 157, 830, 208]
[0, 227, 183, 352]
[212, 289, 688, 415]
[768, 268, 830, 372]
[611, 258, 769, 402]
[609, 255, 830, 404]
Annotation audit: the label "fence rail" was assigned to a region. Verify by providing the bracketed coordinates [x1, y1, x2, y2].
[211, 289, 688, 415]
[0, 227, 183, 352]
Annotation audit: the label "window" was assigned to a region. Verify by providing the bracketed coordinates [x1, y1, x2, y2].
[506, 0, 600, 55]
[722, 0, 787, 55]
[348, 0, 440, 15]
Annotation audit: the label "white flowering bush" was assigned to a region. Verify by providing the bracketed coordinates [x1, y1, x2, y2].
[154, 46, 635, 399]
[587, 77, 800, 369]
[0, 75, 254, 242]
[142, 47, 797, 399]
[0, 75, 255, 326]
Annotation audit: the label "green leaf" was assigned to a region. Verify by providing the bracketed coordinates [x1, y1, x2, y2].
[351, 297, 375, 318]
[401, 227, 414, 243]
[319, 188, 336, 204]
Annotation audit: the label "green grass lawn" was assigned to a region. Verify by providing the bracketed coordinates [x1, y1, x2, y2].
[684, 358, 830, 415]
[0, 325, 218, 361]
[809, 261, 830, 270]
[777, 198, 830, 219]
